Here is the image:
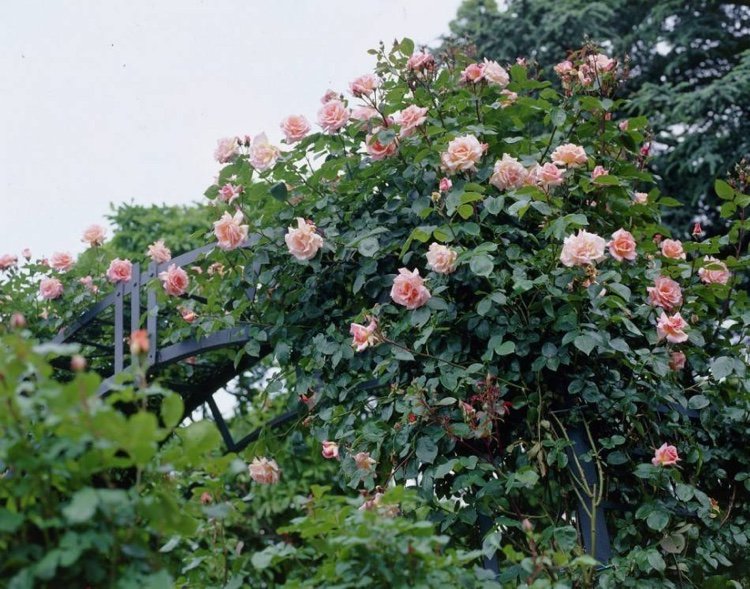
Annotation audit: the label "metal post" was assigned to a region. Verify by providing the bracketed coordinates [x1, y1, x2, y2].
[113, 282, 124, 373]
[146, 262, 158, 369]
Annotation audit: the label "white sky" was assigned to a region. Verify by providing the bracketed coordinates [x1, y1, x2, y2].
[1, 0, 462, 259]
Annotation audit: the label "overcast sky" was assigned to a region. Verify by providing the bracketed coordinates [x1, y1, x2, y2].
[1, 0, 462, 259]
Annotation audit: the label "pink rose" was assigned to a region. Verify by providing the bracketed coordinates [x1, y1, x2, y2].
[439, 177, 452, 192]
[647, 276, 683, 310]
[349, 74, 380, 97]
[82, 224, 107, 247]
[591, 165, 609, 180]
[350, 317, 379, 351]
[249, 133, 280, 172]
[426, 243, 458, 274]
[657, 312, 689, 343]
[248, 457, 280, 484]
[129, 329, 149, 355]
[0, 254, 18, 270]
[10, 312, 26, 329]
[179, 306, 197, 323]
[285, 218, 324, 261]
[652, 443, 680, 467]
[482, 59, 509, 87]
[607, 229, 637, 262]
[692, 222, 704, 237]
[147, 240, 172, 264]
[395, 105, 428, 137]
[560, 230, 607, 267]
[354, 451, 376, 471]
[159, 264, 189, 297]
[407, 51, 435, 72]
[218, 183, 243, 204]
[500, 89, 518, 107]
[320, 89, 338, 104]
[587, 53, 616, 73]
[79, 276, 98, 294]
[441, 134, 487, 174]
[366, 134, 398, 160]
[490, 154, 528, 190]
[350, 106, 380, 122]
[390, 268, 431, 309]
[554, 60, 575, 77]
[39, 277, 64, 300]
[669, 351, 687, 371]
[317, 99, 350, 133]
[321, 441, 339, 459]
[460, 63, 485, 84]
[633, 192, 648, 205]
[106, 258, 133, 283]
[536, 162, 564, 188]
[214, 136, 239, 164]
[699, 256, 731, 285]
[50, 252, 75, 272]
[660, 239, 686, 260]
[213, 211, 249, 251]
[551, 143, 588, 167]
[21, 248, 32, 261]
[619, 120, 629, 131]
[70, 354, 87, 372]
[280, 114, 311, 143]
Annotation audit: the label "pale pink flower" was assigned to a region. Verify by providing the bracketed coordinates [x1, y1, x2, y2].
[652, 443, 680, 467]
[660, 239, 686, 260]
[359, 492, 384, 512]
[350, 317, 379, 351]
[619, 120, 629, 131]
[320, 89, 338, 104]
[349, 74, 380, 97]
[248, 457, 280, 484]
[0, 254, 18, 270]
[587, 53, 616, 73]
[285, 218, 324, 261]
[490, 154, 528, 190]
[607, 229, 637, 262]
[460, 62, 485, 84]
[395, 105, 428, 137]
[129, 329, 150, 355]
[249, 133, 280, 172]
[70, 355, 87, 372]
[213, 211, 248, 251]
[354, 451, 376, 471]
[407, 51, 435, 72]
[21, 248, 32, 261]
[10, 312, 26, 329]
[214, 137, 239, 164]
[366, 134, 398, 160]
[82, 224, 107, 247]
[560, 230, 607, 267]
[390, 268, 431, 309]
[699, 256, 731, 285]
[280, 114, 311, 143]
[551, 143, 588, 167]
[482, 59, 509, 87]
[633, 192, 648, 205]
[577, 64, 595, 86]
[321, 441, 339, 460]
[218, 183, 243, 204]
[79, 276, 98, 294]
[536, 162, 564, 188]
[554, 60, 575, 77]
[426, 243, 458, 274]
[499, 89, 518, 107]
[441, 134, 487, 174]
[317, 99, 350, 133]
[647, 276, 683, 310]
[657, 312, 689, 344]
[350, 106, 380, 122]
[179, 306, 197, 323]
[106, 258, 133, 283]
[147, 240, 172, 264]
[49, 252, 75, 272]
[439, 178, 452, 192]
[39, 277, 64, 300]
[159, 264, 189, 297]
[591, 165, 609, 180]
[669, 351, 687, 371]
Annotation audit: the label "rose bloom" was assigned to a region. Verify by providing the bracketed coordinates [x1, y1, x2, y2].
[159, 264, 189, 297]
[10, 312, 26, 329]
[354, 451, 376, 471]
[607, 228, 637, 262]
[699, 256, 731, 285]
[280, 114, 311, 143]
[218, 183, 243, 204]
[619, 120, 629, 131]
[652, 443, 680, 467]
[350, 317, 379, 351]
[50, 251, 75, 272]
[79, 276, 98, 294]
[390, 268, 431, 309]
[441, 134, 487, 174]
[536, 162, 564, 188]
[551, 143, 588, 167]
[460, 62, 485, 83]
[179, 306, 197, 323]
[692, 222, 704, 237]
[320, 89, 338, 104]
[213, 211, 249, 251]
[633, 191, 648, 205]
[214, 136, 239, 164]
[587, 53, 616, 73]
[106, 258, 133, 283]
[249, 133, 280, 172]
[490, 154, 528, 190]
[317, 99, 350, 133]
[248, 457, 280, 484]
[22, 248, 32, 260]
[591, 165, 609, 180]
[396, 105, 428, 137]
[647, 276, 683, 310]
[482, 59, 509, 87]
[70, 354, 87, 372]
[0, 254, 18, 270]
[39, 277, 64, 300]
[350, 106, 380, 122]
[82, 224, 107, 246]
[657, 312, 689, 343]
[284, 218, 324, 261]
[426, 243, 458, 274]
[349, 73, 380, 97]
[407, 51, 435, 72]
[660, 238, 686, 260]
[366, 134, 398, 160]
[669, 351, 687, 371]
[321, 441, 339, 460]
[554, 60, 575, 77]
[147, 239, 172, 264]
[500, 89, 518, 107]
[560, 230, 607, 267]
[439, 177, 452, 192]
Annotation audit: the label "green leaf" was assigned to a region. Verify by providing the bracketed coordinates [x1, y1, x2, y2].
[400, 37, 415, 56]
[358, 237, 379, 257]
[416, 437, 438, 464]
[688, 395, 709, 410]
[0, 509, 24, 533]
[715, 179, 735, 200]
[161, 394, 184, 429]
[457, 203, 474, 219]
[660, 533, 686, 554]
[647, 550, 666, 573]
[269, 182, 288, 201]
[574, 335, 596, 356]
[495, 341, 516, 356]
[710, 356, 733, 380]
[470, 254, 494, 277]
[63, 488, 99, 524]
[646, 509, 670, 532]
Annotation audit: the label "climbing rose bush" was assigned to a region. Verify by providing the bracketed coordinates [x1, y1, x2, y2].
[2, 39, 750, 587]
